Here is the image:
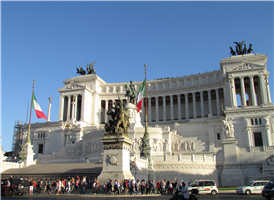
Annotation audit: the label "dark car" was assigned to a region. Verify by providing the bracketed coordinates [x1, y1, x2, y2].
[1, 179, 29, 196]
[262, 179, 274, 199]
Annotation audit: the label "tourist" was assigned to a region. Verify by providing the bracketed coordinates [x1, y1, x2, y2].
[136, 179, 140, 194]
[132, 178, 136, 194]
[150, 180, 155, 194]
[114, 179, 119, 194]
[93, 180, 100, 195]
[6, 179, 10, 187]
[118, 180, 122, 194]
[168, 180, 173, 195]
[66, 179, 71, 194]
[29, 179, 34, 195]
[161, 180, 166, 194]
[146, 180, 150, 194]
[107, 179, 113, 194]
[37, 178, 42, 194]
[141, 179, 145, 195]
[179, 182, 189, 200]
[56, 179, 62, 195]
[75, 177, 80, 194]
[157, 180, 161, 194]
[80, 177, 86, 194]
[102, 183, 106, 193]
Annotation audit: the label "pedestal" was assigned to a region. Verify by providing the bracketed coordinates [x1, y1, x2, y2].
[125, 103, 143, 128]
[19, 143, 36, 167]
[221, 138, 244, 186]
[97, 135, 134, 183]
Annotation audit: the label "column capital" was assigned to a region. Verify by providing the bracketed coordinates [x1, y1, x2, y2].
[240, 76, 245, 80]
[249, 75, 254, 79]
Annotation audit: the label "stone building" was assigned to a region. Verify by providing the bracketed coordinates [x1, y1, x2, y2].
[9, 53, 274, 186]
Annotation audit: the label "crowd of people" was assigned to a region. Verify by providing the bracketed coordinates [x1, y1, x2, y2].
[3, 175, 194, 197]
[100, 178, 192, 196]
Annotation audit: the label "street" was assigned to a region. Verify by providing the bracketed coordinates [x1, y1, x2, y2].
[1, 193, 267, 200]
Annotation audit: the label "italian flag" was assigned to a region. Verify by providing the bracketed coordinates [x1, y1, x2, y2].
[136, 79, 146, 112]
[32, 92, 47, 119]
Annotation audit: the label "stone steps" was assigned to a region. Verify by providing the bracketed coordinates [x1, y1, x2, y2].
[2, 163, 102, 174]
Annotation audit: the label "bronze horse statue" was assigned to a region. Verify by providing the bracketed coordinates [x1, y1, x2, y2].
[125, 81, 137, 104]
[76, 66, 86, 75]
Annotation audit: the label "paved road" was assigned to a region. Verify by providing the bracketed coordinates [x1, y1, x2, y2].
[1, 193, 267, 200]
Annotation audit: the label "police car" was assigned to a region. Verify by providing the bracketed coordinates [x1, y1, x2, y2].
[236, 180, 269, 195]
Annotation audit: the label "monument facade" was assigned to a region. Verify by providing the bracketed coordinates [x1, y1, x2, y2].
[9, 53, 274, 186]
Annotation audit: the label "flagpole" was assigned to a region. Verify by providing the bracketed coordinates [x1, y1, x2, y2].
[145, 65, 148, 131]
[25, 80, 36, 144]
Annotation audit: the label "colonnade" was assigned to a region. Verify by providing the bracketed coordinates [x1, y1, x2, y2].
[101, 88, 224, 124]
[230, 74, 272, 107]
[59, 94, 83, 121]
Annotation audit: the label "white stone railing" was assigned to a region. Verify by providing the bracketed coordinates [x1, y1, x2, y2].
[153, 153, 216, 163]
[239, 146, 274, 153]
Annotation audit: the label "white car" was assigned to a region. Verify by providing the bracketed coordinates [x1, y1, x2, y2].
[188, 180, 218, 195]
[236, 180, 269, 195]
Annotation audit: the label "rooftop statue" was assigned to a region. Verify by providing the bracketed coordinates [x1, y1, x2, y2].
[76, 66, 86, 75]
[87, 62, 96, 75]
[230, 41, 254, 56]
[125, 80, 137, 104]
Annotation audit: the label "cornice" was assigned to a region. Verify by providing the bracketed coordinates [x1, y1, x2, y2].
[220, 54, 267, 65]
[224, 105, 274, 116]
[63, 74, 106, 85]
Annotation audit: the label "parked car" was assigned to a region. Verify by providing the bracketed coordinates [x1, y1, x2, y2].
[188, 180, 218, 195]
[236, 180, 269, 195]
[262, 178, 274, 199]
[1, 179, 29, 196]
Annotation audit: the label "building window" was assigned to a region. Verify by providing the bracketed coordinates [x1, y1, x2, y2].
[217, 133, 221, 140]
[251, 118, 262, 125]
[38, 144, 43, 154]
[254, 132, 263, 147]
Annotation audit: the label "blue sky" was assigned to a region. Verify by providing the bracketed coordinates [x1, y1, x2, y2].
[1, 1, 273, 152]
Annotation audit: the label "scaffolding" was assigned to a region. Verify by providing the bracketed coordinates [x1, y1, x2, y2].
[12, 120, 24, 158]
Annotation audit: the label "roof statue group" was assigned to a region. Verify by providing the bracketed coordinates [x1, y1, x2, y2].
[76, 62, 96, 75]
[230, 41, 254, 56]
[105, 81, 137, 136]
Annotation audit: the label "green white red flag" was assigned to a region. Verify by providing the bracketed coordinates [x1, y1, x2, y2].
[32, 92, 47, 119]
[136, 79, 146, 112]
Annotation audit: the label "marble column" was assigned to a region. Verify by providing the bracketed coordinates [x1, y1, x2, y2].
[170, 95, 174, 121]
[80, 93, 85, 121]
[240, 76, 246, 107]
[177, 94, 181, 120]
[185, 93, 189, 119]
[207, 90, 212, 115]
[156, 96, 159, 122]
[105, 100, 109, 123]
[71, 96, 76, 120]
[259, 73, 267, 104]
[58, 94, 64, 121]
[192, 92, 197, 118]
[215, 89, 221, 115]
[229, 78, 237, 107]
[148, 97, 152, 122]
[74, 95, 78, 120]
[163, 96, 166, 121]
[200, 91, 204, 118]
[67, 95, 71, 120]
[265, 75, 272, 104]
[47, 103, 52, 122]
[249, 75, 257, 106]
